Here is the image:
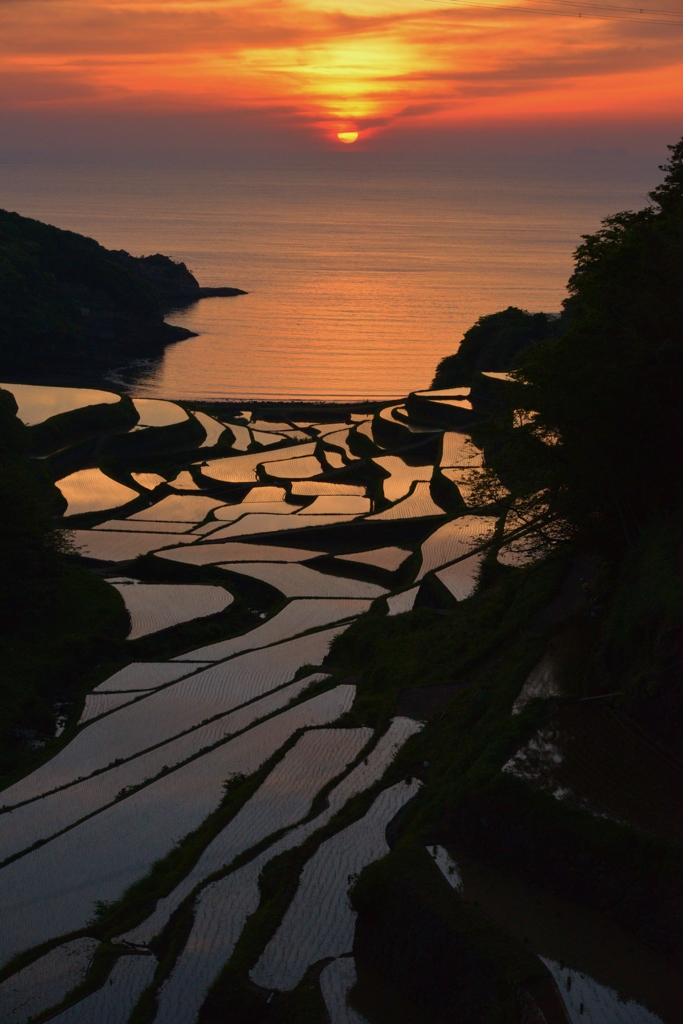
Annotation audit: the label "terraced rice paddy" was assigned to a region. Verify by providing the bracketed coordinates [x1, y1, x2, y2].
[92, 661, 202, 692]
[0, 630, 350, 809]
[173, 598, 371, 661]
[225, 422, 251, 450]
[70, 529, 197, 562]
[141, 719, 420, 1019]
[243, 485, 287, 502]
[313, 422, 351, 436]
[157, 541, 324, 565]
[541, 958, 664, 1024]
[0, 687, 355, 964]
[123, 722, 370, 946]
[435, 552, 485, 600]
[373, 455, 433, 502]
[252, 430, 288, 446]
[386, 404, 436, 434]
[481, 371, 514, 381]
[220, 563, 387, 599]
[337, 546, 411, 571]
[319, 958, 368, 1024]
[112, 581, 232, 639]
[129, 494, 226, 522]
[131, 472, 166, 489]
[427, 845, 463, 891]
[441, 466, 485, 506]
[94, 519, 195, 533]
[280, 428, 312, 441]
[251, 420, 293, 433]
[291, 481, 366, 496]
[201, 443, 316, 484]
[56, 469, 139, 517]
[431, 398, 473, 412]
[265, 454, 323, 479]
[322, 428, 358, 460]
[415, 387, 471, 398]
[378, 404, 404, 426]
[132, 398, 188, 427]
[386, 586, 419, 615]
[440, 432, 483, 468]
[78, 691, 143, 723]
[208, 512, 357, 539]
[251, 779, 421, 991]
[299, 495, 371, 515]
[48, 954, 157, 1024]
[356, 420, 375, 442]
[214, 500, 298, 519]
[167, 470, 201, 490]
[0, 382, 119, 425]
[194, 411, 225, 447]
[368, 481, 443, 521]
[0, 937, 99, 1024]
[416, 515, 498, 579]
[2, 383, 544, 1012]
[0, 678, 326, 864]
[511, 655, 560, 714]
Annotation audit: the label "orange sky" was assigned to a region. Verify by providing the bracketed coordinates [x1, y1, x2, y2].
[2, 0, 683, 146]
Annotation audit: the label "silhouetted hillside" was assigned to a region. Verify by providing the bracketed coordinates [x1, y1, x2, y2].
[432, 306, 558, 388]
[0, 209, 245, 380]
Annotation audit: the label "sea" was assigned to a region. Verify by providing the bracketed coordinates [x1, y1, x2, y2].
[0, 151, 657, 402]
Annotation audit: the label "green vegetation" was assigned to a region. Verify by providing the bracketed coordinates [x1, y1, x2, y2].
[486, 140, 683, 543]
[4, 144, 683, 1024]
[351, 844, 547, 1024]
[0, 208, 243, 378]
[431, 306, 557, 389]
[0, 388, 129, 777]
[25, 395, 139, 458]
[327, 140, 683, 1022]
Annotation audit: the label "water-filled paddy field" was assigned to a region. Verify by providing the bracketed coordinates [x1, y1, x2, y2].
[0, 379, 676, 1024]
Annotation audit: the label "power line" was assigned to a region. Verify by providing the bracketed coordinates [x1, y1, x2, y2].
[532, 0, 683, 17]
[423, 0, 683, 25]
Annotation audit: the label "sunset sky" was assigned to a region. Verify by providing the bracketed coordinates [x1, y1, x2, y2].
[2, 0, 683, 153]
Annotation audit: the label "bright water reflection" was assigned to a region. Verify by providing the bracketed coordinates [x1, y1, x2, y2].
[0, 154, 656, 401]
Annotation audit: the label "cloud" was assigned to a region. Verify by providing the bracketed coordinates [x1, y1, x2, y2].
[0, 0, 681, 139]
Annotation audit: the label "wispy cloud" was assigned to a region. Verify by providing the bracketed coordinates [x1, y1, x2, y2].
[0, 0, 682, 140]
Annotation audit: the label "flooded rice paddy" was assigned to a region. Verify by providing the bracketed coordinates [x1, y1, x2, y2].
[0, 382, 120, 426]
[57, 469, 139, 517]
[1, 381, 669, 1022]
[111, 580, 233, 639]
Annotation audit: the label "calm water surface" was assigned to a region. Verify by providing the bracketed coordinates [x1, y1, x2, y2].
[0, 154, 656, 400]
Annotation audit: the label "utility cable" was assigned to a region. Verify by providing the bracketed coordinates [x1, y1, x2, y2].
[423, 0, 683, 26]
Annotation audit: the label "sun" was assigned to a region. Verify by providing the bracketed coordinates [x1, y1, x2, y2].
[337, 131, 359, 144]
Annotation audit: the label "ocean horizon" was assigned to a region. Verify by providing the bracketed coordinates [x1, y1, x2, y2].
[0, 150, 657, 401]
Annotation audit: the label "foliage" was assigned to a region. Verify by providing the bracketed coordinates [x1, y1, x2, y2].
[0, 388, 127, 777]
[351, 844, 545, 1024]
[0, 208, 197, 374]
[500, 139, 683, 542]
[328, 557, 564, 728]
[431, 306, 557, 388]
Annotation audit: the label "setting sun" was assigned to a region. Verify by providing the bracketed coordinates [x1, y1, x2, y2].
[337, 131, 359, 144]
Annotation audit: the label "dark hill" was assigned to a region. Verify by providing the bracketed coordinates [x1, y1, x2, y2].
[432, 306, 558, 388]
[0, 209, 245, 381]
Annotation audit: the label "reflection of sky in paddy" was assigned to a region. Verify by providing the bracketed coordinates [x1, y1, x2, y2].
[1, 382, 119, 425]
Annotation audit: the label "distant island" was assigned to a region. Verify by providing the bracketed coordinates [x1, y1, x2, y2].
[0, 209, 246, 384]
